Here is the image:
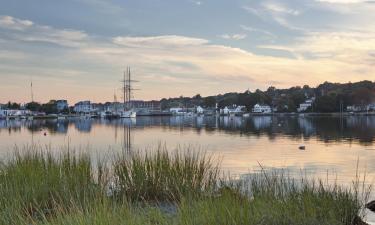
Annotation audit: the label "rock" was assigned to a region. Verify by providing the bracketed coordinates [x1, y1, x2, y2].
[366, 200, 375, 212]
[353, 216, 369, 225]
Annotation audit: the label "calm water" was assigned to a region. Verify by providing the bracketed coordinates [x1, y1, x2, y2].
[1, 115, 375, 185]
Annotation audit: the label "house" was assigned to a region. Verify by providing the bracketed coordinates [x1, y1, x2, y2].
[367, 103, 375, 111]
[170, 108, 184, 114]
[252, 104, 272, 113]
[220, 105, 246, 115]
[56, 100, 68, 112]
[346, 105, 362, 112]
[297, 98, 315, 112]
[74, 101, 93, 113]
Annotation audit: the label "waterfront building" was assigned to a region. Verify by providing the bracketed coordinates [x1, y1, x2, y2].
[252, 104, 272, 113]
[297, 98, 315, 112]
[170, 107, 184, 115]
[74, 101, 93, 113]
[220, 105, 246, 115]
[56, 100, 68, 112]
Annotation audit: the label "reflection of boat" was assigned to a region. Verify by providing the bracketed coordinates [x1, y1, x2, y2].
[120, 111, 137, 118]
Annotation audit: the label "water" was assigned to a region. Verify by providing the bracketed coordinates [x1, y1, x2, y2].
[1, 115, 375, 185]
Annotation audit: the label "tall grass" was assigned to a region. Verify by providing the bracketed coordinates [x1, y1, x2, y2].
[0, 145, 369, 225]
[0, 146, 103, 224]
[113, 149, 220, 202]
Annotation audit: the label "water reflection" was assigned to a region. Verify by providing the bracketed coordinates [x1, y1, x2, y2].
[1, 116, 375, 145]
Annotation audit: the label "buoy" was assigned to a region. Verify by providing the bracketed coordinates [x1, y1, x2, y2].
[299, 145, 306, 150]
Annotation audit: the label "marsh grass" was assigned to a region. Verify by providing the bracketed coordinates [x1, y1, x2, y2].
[113, 148, 220, 202]
[0, 145, 370, 225]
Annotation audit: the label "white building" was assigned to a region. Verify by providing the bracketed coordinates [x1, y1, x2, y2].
[252, 104, 272, 113]
[220, 105, 246, 115]
[170, 107, 184, 114]
[297, 98, 315, 112]
[74, 101, 93, 113]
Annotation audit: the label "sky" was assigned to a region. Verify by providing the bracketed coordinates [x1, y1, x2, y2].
[0, 0, 375, 104]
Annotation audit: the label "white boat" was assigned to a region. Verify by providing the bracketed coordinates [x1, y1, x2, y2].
[57, 116, 65, 120]
[120, 111, 136, 118]
[27, 116, 34, 121]
[243, 113, 250, 118]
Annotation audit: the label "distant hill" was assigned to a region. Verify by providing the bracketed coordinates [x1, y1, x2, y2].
[160, 80, 375, 113]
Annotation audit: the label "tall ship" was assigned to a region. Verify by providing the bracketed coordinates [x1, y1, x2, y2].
[120, 67, 137, 118]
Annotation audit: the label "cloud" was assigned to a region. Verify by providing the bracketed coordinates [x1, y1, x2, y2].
[316, 0, 369, 3]
[0, 15, 88, 47]
[113, 35, 209, 48]
[262, 2, 300, 15]
[219, 34, 247, 40]
[0, 16, 33, 30]
[240, 25, 277, 39]
[1, 15, 375, 102]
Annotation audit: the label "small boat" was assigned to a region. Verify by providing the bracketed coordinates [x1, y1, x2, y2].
[120, 111, 136, 118]
[57, 116, 65, 120]
[27, 116, 34, 121]
[243, 113, 250, 118]
[299, 145, 306, 150]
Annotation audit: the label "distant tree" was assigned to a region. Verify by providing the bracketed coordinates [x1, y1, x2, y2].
[193, 94, 202, 99]
[25, 102, 41, 111]
[315, 95, 337, 112]
[41, 100, 58, 114]
[7, 102, 20, 109]
[203, 96, 216, 107]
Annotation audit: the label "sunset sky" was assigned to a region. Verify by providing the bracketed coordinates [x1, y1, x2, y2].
[1, 0, 375, 104]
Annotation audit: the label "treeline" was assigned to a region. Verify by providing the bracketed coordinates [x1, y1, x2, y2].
[160, 80, 375, 112]
[2, 100, 69, 114]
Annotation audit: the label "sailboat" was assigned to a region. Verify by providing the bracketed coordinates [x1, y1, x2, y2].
[120, 67, 137, 118]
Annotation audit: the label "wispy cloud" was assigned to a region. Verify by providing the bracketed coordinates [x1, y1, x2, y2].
[0, 15, 88, 47]
[240, 25, 277, 39]
[262, 2, 300, 15]
[0, 16, 33, 30]
[113, 35, 209, 48]
[219, 34, 247, 40]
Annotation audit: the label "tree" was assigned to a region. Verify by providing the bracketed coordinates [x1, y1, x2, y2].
[315, 95, 337, 112]
[203, 96, 216, 107]
[7, 102, 20, 109]
[26, 102, 41, 111]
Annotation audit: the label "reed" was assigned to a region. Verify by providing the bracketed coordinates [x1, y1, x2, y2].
[113, 148, 220, 202]
[0, 145, 369, 225]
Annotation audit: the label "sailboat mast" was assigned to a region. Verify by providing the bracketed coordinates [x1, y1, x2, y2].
[128, 67, 131, 108]
[122, 71, 127, 110]
[31, 76, 34, 103]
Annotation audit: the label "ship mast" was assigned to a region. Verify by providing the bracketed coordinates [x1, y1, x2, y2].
[121, 67, 138, 111]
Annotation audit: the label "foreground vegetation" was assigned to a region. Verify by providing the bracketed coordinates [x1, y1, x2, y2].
[0, 146, 370, 225]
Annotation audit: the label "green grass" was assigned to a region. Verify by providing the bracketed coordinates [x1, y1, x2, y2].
[0, 146, 369, 225]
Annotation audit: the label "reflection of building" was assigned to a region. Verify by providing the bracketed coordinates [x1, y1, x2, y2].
[74, 120, 92, 132]
[252, 104, 271, 113]
[252, 116, 272, 130]
[298, 118, 315, 135]
[74, 101, 94, 113]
